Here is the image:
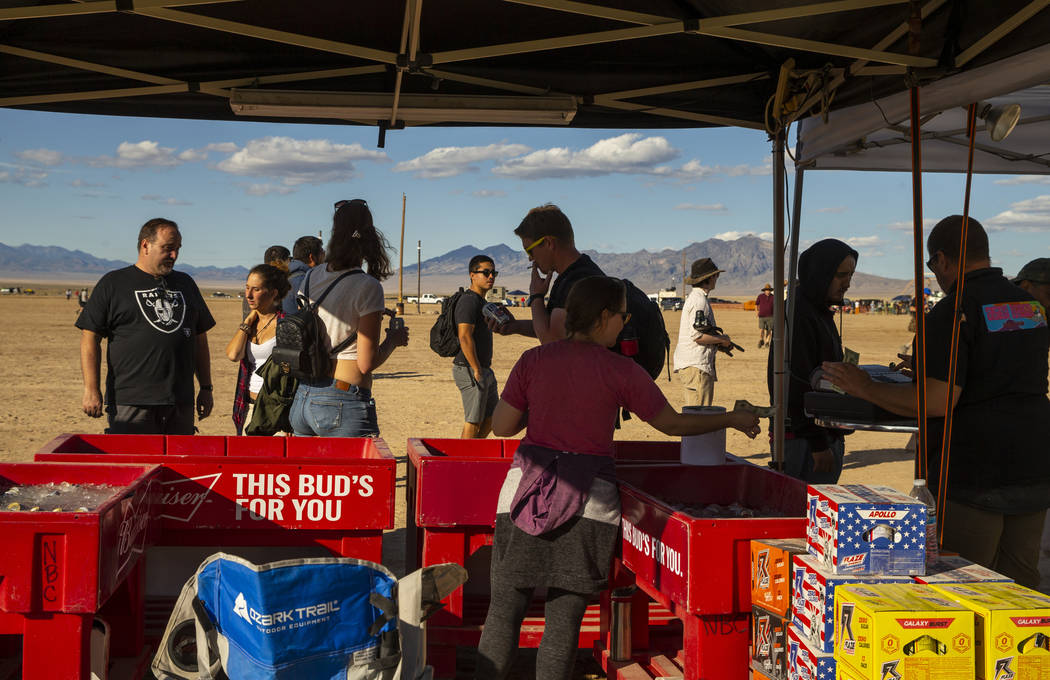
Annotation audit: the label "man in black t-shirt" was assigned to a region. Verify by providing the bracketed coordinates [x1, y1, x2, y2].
[494, 204, 604, 344]
[824, 216, 1050, 588]
[77, 218, 217, 435]
[453, 254, 499, 438]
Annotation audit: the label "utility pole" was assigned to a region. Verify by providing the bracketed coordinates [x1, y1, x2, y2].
[397, 193, 406, 315]
[416, 240, 421, 315]
[681, 251, 687, 298]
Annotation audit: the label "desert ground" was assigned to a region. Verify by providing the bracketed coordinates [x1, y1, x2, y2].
[0, 292, 919, 490]
[0, 292, 1025, 678]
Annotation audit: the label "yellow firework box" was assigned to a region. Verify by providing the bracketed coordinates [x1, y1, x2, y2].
[834, 583, 975, 680]
[929, 581, 1050, 680]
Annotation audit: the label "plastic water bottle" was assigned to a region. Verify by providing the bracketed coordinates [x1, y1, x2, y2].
[909, 479, 939, 565]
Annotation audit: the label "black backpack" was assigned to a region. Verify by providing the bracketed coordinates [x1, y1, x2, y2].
[429, 290, 466, 357]
[272, 269, 363, 380]
[616, 279, 671, 380]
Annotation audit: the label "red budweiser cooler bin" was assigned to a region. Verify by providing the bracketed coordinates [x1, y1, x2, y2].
[406, 438, 685, 678]
[37, 433, 396, 643]
[0, 461, 160, 679]
[598, 462, 807, 680]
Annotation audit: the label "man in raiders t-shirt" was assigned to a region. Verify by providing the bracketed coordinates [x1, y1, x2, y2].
[77, 218, 216, 434]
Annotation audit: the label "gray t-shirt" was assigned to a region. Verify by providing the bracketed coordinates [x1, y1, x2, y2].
[453, 290, 493, 368]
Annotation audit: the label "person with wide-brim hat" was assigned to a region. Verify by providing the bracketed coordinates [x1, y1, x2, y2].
[756, 282, 775, 348]
[673, 258, 733, 406]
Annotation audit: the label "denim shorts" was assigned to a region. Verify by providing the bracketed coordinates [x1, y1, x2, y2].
[290, 379, 379, 438]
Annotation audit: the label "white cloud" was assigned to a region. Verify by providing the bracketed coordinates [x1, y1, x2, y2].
[178, 142, 240, 163]
[987, 194, 1050, 231]
[142, 194, 191, 206]
[15, 148, 65, 166]
[816, 206, 847, 214]
[993, 175, 1050, 186]
[472, 189, 506, 198]
[887, 218, 938, 231]
[216, 136, 387, 185]
[0, 168, 48, 187]
[846, 235, 883, 247]
[177, 149, 208, 162]
[70, 178, 106, 188]
[243, 183, 297, 196]
[714, 230, 772, 241]
[493, 133, 678, 179]
[675, 203, 727, 212]
[88, 140, 181, 168]
[395, 143, 530, 179]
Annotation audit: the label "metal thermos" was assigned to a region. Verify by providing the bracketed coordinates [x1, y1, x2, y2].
[609, 586, 636, 662]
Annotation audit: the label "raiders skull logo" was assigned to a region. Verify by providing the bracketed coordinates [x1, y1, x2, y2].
[135, 287, 186, 332]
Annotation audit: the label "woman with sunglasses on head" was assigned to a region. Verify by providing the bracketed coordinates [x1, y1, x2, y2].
[288, 199, 409, 437]
[226, 263, 290, 435]
[474, 275, 761, 680]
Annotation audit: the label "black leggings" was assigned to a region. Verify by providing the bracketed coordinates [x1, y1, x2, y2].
[474, 583, 590, 680]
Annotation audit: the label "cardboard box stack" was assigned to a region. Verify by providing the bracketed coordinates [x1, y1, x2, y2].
[834, 583, 975, 680]
[751, 538, 807, 679]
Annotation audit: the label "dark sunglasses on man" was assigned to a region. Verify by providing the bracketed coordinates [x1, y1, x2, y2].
[472, 268, 499, 277]
[334, 199, 368, 210]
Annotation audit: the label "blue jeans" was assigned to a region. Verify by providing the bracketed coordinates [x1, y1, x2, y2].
[290, 379, 379, 437]
[783, 435, 844, 484]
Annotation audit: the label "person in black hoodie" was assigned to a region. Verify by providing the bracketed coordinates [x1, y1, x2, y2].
[768, 239, 857, 483]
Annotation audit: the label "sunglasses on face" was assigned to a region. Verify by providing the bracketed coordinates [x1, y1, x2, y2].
[524, 236, 547, 254]
[926, 251, 941, 271]
[472, 269, 499, 277]
[334, 199, 368, 210]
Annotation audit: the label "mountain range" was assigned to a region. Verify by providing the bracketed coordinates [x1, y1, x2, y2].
[0, 237, 908, 296]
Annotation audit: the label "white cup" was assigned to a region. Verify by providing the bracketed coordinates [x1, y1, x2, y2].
[680, 405, 727, 465]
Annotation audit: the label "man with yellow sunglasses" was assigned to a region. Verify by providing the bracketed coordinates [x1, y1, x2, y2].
[493, 204, 605, 344]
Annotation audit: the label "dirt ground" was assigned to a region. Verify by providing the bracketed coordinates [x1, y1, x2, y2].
[0, 294, 919, 487]
[0, 293, 923, 678]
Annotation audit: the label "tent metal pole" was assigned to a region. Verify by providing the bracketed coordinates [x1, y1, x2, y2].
[785, 163, 805, 397]
[772, 130, 787, 470]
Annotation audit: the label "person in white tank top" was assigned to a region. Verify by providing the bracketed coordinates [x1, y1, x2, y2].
[226, 264, 290, 434]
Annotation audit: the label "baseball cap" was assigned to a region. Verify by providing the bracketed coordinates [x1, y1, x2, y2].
[1014, 258, 1050, 285]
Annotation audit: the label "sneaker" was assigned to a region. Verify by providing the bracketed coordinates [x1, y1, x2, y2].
[758, 340, 764, 348]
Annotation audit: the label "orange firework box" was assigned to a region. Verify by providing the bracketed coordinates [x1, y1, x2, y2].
[929, 581, 1050, 680]
[751, 665, 776, 680]
[834, 583, 975, 680]
[751, 537, 808, 617]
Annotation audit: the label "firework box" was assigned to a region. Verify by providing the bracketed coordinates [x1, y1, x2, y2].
[807, 484, 927, 576]
[929, 581, 1050, 679]
[834, 583, 975, 680]
[794, 553, 911, 653]
[753, 604, 789, 680]
[752, 665, 776, 680]
[912, 555, 1012, 585]
[787, 625, 836, 680]
[792, 554, 819, 635]
[753, 537, 808, 617]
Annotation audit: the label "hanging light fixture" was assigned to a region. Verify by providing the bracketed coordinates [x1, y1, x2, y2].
[975, 101, 1021, 142]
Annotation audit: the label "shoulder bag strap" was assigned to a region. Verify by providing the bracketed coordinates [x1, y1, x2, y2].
[311, 269, 368, 354]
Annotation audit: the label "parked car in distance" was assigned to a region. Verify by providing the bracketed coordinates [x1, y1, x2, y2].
[659, 297, 683, 311]
[415, 293, 445, 304]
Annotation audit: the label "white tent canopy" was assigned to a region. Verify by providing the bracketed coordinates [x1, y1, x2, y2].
[796, 43, 1050, 174]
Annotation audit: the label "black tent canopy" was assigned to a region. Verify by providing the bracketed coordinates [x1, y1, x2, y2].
[3, 0, 1049, 138]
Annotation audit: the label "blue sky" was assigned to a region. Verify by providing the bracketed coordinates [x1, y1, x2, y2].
[1, 107, 1046, 279]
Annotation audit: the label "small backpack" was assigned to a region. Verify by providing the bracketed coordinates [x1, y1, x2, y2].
[429, 290, 467, 357]
[272, 269, 363, 380]
[616, 279, 671, 380]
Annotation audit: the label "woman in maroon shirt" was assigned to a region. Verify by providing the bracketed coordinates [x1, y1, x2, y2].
[475, 275, 759, 680]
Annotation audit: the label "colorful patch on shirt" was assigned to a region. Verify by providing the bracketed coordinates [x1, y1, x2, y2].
[982, 301, 1047, 333]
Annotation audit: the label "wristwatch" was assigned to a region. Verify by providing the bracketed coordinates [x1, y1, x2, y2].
[526, 292, 545, 306]
[200, 385, 213, 391]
